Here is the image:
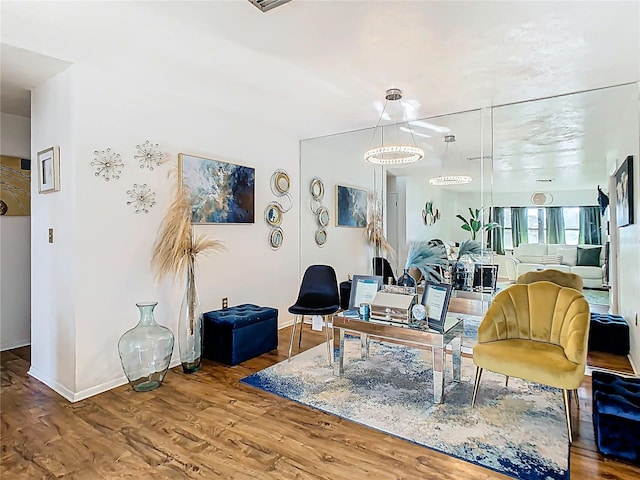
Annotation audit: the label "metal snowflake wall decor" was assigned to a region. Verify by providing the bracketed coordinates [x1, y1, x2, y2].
[126, 183, 156, 213]
[134, 140, 165, 170]
[91, 148, 124, 181]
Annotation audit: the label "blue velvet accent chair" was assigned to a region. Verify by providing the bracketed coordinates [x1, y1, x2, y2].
[288, 265, 340, 364]
[592, 371, 640, 464]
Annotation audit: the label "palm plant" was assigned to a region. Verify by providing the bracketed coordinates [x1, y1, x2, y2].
[456, 208, 501, 241]
[404, 241, 448, 282]
[456, 239, 482, 262]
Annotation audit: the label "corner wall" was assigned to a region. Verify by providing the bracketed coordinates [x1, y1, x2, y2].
[0, 113, 32, 350]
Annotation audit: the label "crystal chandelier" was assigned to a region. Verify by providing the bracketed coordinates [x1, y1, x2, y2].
[429, 134, 472, 185]
[364, 89, 425, 165]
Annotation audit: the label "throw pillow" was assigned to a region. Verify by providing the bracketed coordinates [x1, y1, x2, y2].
[540, 254, 563, 265]
[519, 255, 544, 263]
[556, 246, 578, 266]
[577, 246, 602, 266]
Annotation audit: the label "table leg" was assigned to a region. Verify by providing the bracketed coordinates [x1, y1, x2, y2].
[360, 333, 369, 359]
[333, 328, 345, 376]
[433, 346, 445, 403]
[451, 335, 462, 383]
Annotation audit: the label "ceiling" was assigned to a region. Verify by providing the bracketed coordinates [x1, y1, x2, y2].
[1, 1, 639, 191]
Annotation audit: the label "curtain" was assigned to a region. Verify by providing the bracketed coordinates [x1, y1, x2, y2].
[545, 207, 566, 244]
[579, 206, 602, 244]
[511, 207, 529, 247]
[489, 207, 505, 255]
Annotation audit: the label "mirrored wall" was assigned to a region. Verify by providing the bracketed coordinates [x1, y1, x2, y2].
[300, 82, 639, 302]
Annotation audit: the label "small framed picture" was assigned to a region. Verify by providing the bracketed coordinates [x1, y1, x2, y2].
[348, 275, 383, 310]
[421, 281, 453, 333]
[37, 146, 60, 194]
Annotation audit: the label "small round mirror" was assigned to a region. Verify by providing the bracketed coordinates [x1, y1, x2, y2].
[310, 177, 324, 201]
[265, 202, 283, 227]
[270, 228, 283, 249]
[315, 228, 327, 247]
[275, 171, 290, 194]
[317, 206, 330, 227]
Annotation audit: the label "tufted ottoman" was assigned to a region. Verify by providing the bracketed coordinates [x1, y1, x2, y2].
[592, 371, 640, 464]
[589, 313, 630, 355]
[203, 304, 278, 366]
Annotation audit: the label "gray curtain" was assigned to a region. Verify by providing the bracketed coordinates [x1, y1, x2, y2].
[579, 206, 602, 244]
[545, 207, 566, 244]
[511, 207, 529, 247]
[489, 207, 505, 255]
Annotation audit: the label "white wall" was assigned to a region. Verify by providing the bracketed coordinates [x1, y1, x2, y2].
[31, 65, 301, 400]
[0, 113, 31, 350]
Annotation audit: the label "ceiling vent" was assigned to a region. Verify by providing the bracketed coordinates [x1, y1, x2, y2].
[531, 193, 554, 205]
[248, 0, 292, 12]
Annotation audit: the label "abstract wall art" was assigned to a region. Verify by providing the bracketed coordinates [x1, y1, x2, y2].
[614, 155, 634, 227]
[179, 153, 255, 224]
[336, 184, 367, 228]
[0, 155, 31, 215]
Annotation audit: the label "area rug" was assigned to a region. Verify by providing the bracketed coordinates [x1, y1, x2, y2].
[242, 338, 569, 480]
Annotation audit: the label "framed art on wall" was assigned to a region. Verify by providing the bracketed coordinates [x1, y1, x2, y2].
[179, 153, 255, 224]
[37, 146, 60, 194]
[336, 184, 367, 227]
[614, 155, 634, 227]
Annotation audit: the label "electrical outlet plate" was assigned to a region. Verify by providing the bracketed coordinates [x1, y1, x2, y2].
[222, 297, 228, 309]
[48, 228, 53, 243]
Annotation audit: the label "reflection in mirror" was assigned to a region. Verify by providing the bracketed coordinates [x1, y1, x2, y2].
[490, 83, 639, 308]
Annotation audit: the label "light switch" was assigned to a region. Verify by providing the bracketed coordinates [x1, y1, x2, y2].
[48, 228, 53, 243]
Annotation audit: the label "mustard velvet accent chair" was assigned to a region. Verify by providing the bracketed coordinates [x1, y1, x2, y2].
[516, 269, 584, 292]
[471, 282, 590, 443]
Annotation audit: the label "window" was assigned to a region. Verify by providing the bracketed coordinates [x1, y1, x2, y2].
[503, 207, 513, 250]
[527, 208, 545, 244]
[563, 207, 579, 245]
[501, 206, 586, 249]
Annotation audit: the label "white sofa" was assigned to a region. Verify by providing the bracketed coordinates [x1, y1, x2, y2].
[505, 243, 606, 289]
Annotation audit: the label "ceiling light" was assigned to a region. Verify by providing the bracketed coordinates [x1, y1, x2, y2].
[429, 134, 473, 186]
[364, 89, 425, 166]
[536, 179, 554, 183]
[248, 0, 291, 12]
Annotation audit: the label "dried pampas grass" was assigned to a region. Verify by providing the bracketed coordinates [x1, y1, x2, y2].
[366, 193, 395, 259]
[151, 169, 225, 282]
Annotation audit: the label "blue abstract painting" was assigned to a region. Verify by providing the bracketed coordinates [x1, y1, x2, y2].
[336, 185, 367, 227]
[180, 154, 255, 224]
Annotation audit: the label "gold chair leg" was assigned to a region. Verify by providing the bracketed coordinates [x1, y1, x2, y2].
[505, 375, 509, 387]
[288, 315, 298, 361]
[471, 367, 483, 407]
[563, 389, 573, 443]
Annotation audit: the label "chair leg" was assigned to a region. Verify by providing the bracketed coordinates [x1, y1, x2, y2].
[298, 315, 305, 348]
[563, 389, 573, 443]
[288, 315, 298, 361]
[324, 316, 332, 366]
[573, 389, 580, 410]
[505, 375, 509, 387]
[471, 367, 483, 407]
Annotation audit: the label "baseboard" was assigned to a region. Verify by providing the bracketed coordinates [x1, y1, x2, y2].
[1, 338, 30, 351]
[30, 357, 184, 403]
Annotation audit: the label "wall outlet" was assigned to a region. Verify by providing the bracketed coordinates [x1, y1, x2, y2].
[222, 297, 228, 309]
[48, 228, 53, 243]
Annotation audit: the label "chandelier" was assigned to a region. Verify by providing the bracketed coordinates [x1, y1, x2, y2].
[429, 134, 472, 185]
[364, 89, 425, 165]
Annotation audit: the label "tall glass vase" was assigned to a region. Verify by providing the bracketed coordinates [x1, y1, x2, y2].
[118, 302, 174, 392]
[178, 257, 204, 373]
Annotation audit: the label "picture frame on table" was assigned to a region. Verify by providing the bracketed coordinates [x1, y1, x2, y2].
[421, 281, 453, 333]
[614, 155, 634, 227]
[37, 146, 60, 194]
[348, 275, 383, 310]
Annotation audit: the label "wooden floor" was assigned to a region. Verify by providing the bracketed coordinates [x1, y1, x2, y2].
[2, 328, 639, 480]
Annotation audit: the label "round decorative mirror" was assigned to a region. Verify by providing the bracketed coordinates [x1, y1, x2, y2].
[310, 177, 324, 201]
[317, 206, 330, 227]
[265, 202, 283, 227]
[269, 228, 284, 250]
[274, 171, 290, 194]
[315, 228, 327, 247]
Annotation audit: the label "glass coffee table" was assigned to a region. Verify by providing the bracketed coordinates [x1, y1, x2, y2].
[330, 313, 463, 404]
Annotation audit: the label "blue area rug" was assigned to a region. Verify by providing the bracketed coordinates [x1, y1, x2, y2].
[242, 338, 569, 480]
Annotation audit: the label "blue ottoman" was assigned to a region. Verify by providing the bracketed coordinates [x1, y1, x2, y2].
[589, 313, 630, 355]
[203, 304, 278, 366]
[592, 372, 640, 464]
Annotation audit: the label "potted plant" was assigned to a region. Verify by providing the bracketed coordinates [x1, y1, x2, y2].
[456, 208, 501, 241]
